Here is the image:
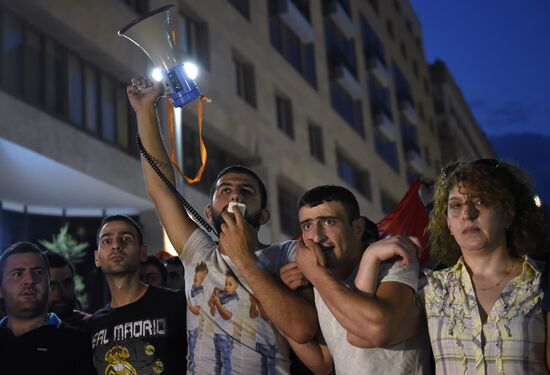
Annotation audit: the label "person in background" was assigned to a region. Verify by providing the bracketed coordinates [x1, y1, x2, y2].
[140, 254, 167, 287]
[88, 215, 187, 375]
[359, 159, 550, 374]
[165, 256, 185, 291]
[44, 250, 91, 329]
[0, 242, 94, 374]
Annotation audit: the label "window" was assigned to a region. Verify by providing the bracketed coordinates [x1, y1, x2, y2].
[368, 0, 379, 15]
[84, 66, 99, 133]
[100, 73, 116, 143]
[44, 39, 67, 116]
[119, 0, 148, 15]
[400, 41, 407, 60]
[278, 186, 301, 236]
[337, 154, 371, 199]
[406, 20, 412, 33]
[361, 16, 385, 64]
[233, 57, 256, 107]
[275, 94, 294, 138]
[0, 4, 137, 156]
[182, 124, 243, 195]
[330, 81, 364, 136]
[386, 20, 394, 40]
[228, 0, 250, 19]
[423, 77, 430, 95]
[412, 60, 418, 78]
[308, 124, 324, 162]
[24, 26, 43, 105]
[380, 191, 397, 214]
[1, 10, 23, 95]
[269, 0, 316, 87]
[375, 135, 400, 172]
[393, 0, 401, 13]
[234, 56, 256, 107]
[177, 11, 209, 69]
[417, 102, 425, 121]
[67, 54, 83, 126]
[423, 146, 432, 166]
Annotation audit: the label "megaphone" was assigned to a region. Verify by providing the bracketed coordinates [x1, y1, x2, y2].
[118, 4, 200, 107]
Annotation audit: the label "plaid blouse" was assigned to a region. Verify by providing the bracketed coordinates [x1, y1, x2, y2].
[423, 256, 547, 375]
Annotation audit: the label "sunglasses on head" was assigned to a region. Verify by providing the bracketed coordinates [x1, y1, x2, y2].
[442, 158, 500, 178]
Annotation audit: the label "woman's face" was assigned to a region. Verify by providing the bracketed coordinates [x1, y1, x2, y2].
[446, 183, 510, 255]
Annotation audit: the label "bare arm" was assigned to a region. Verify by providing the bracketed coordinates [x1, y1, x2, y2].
[219, 210, 318, 343]
[128, 77, 197, 254]
[287, 333, 334, 375]
[298, 237, 420, 348]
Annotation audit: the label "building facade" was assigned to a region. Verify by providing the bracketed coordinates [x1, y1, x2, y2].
[430, 60, 495, 164]
[1, 0, 477, 258]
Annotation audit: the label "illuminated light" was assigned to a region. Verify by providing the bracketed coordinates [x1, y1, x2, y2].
[184, 62, 198, 80]
[163, 228, 177, 256]
[534, 195, 542, 208]
[151, 68, 163, 82]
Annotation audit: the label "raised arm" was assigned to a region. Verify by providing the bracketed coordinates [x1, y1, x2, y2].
[127, 77, 198, 253]
[297, 237, 420, 348]
[218, 210, 318, 343]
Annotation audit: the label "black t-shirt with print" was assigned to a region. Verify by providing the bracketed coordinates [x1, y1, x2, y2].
[88, 286, 187, 375]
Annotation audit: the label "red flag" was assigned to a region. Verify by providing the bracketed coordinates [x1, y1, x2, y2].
[377, 180, 430, 263]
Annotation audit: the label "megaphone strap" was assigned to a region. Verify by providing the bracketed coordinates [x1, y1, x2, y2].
[167, 95, 210, 184]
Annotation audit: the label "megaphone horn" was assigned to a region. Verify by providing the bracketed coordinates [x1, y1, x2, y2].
[118, 4, 200, 108]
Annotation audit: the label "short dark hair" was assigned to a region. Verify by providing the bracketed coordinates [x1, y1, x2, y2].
[0, 242, 49, 283]
[141, 255, 167, 285]
[165, 256, 184, 270]
[44, 250, 75, 278]
[299, 185, 360, 223]
[97, 215, 144, 246]
[361, 216, 379, 246]
[209, 165, 268, 209]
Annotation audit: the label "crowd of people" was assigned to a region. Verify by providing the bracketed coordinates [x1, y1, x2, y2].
[0, 76, 548, 374]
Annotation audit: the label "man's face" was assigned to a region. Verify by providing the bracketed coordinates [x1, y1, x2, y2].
[48, 265, 76, 317]
[299, 201, 363, 271]
[224, 275, 239, 295]
[208, 172, 265, 233]
[95, 220, 146, 276]
[166, 263, 185, 290]
[0, 253, 49, 320]
[140, 264, 164, 287]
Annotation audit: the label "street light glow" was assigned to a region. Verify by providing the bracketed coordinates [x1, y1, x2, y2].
[534, 195, 542, 207]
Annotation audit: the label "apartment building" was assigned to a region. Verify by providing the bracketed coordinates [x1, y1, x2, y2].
[430, 60, 496, 163]
[0, 0, 451, 256]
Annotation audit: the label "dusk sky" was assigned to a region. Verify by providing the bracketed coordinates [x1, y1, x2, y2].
[411, 0, 550, 202]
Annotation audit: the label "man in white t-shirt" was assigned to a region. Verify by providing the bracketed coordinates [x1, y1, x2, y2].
[281, 185, 430, 375]
[127, 77, 317, 374]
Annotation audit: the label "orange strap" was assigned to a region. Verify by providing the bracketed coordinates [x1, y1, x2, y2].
[167, 96, 209, 184]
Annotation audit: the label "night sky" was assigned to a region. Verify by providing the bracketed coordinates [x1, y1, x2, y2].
[411, 0, 550, 203]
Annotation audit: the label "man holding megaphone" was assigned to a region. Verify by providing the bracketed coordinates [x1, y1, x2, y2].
[127, 77, 317, 375]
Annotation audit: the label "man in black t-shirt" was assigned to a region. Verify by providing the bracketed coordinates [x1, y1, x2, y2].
[88, 215, 187, 375]
[0, 241, 94, 375]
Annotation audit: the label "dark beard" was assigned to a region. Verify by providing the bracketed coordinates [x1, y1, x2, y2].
[211, 207, 262, 234]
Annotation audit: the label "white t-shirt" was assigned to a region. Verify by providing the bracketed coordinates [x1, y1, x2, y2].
[182, 228, 296, 374]
[188, 287, 205, 331]
[314, 257, 430, 375]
